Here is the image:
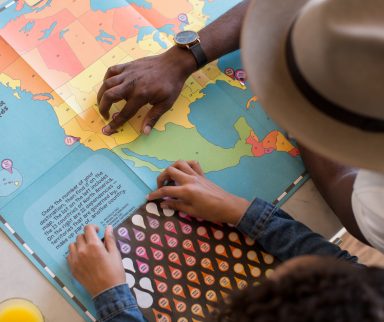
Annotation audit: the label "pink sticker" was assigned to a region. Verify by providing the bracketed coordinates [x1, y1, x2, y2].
[136, 246, 149, 260]
[151, 247, 164, 260]
[150, 233, 163, 247]
[165, 235, 178, 248]
[225, 67, 235, 79]
[64, 136, 79, 146]
[182, 239, 195, 252]
[164, 221, 177, 234]
[235, 69, 246, 85]
[136, 260, 150, 274]
[1, 159, 13, 174]
[178, 13, 189, 24]
[183, 253, 196, 267]
[179, 222, 192, 234]
[198, 240, 211, 253]
[168, 252, 181, 265]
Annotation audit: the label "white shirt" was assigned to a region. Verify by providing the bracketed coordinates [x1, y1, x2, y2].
[352, 169, 384, 253]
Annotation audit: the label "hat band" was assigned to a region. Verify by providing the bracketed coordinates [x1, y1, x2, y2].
[285, 22, 384, 132]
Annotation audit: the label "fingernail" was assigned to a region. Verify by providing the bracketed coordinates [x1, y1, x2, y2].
[143, 125, 152, 135]
[145, 194, 149, 200]
[102, 125, 116, 136]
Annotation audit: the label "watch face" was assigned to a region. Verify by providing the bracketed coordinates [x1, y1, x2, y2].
[174, 30, 198, 46]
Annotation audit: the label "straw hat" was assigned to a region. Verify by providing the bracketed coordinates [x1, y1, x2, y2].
[241, 0, 384, 172]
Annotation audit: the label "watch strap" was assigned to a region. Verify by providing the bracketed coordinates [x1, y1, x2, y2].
[189, 42, 208, 69]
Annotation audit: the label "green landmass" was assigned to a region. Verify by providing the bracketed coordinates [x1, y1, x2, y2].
[113, 117, 253, 172]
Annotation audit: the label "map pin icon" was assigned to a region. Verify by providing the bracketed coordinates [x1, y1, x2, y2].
[135, 246, 149, 260]
[224, 67, 235, 79]
[235, 69, 246, 85]
[118, 227, 130, 240]
[118, 240, 131, 254]
[132, 214, 146, 229]
[178, 13, 189, 24]
[1, 159, 13, 174]
[146, 202, 160, 216]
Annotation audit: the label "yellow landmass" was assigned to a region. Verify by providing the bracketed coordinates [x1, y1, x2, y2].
[117, 37, 152, 59]
[0, 73, 20, 90]
[67, 60, 106, 94]
[100, 45, 130, 69]
[137, 33, 168, 55]
[186, 0, 208, 31]
[51, 101, 77, 126]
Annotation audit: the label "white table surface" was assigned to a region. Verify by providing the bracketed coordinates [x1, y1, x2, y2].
[0, 179, 342, 322]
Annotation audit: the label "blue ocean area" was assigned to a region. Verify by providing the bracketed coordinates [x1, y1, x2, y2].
[0, 1, 32, 29]
[0, 83, 77, 208]
[90, 0, 151, 12]
[188, 80, 275, 149]
[0, 0, 52, 29]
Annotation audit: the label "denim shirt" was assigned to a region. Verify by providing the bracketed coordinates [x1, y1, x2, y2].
[93, 198, 358, 322]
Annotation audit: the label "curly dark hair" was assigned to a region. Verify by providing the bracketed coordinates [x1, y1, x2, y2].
[211, 258, 384, 322]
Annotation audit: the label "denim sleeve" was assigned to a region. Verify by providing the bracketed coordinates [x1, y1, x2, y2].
[93, 284, 147, 322]
[237, 197, 358, 263]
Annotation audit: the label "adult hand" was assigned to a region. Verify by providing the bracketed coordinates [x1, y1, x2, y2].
[67, 225, 125, 298]
[98, 46, 196, 136]
[147, 160, 250, 225]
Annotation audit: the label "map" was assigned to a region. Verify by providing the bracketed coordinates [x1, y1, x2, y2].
[0, 0, 306, 321]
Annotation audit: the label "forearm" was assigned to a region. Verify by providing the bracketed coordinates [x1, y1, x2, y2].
[93, 284, 147, 322]
[237, 198, 359, 263]
[168, 0, 249, 74]
[298, 144, 368, 243]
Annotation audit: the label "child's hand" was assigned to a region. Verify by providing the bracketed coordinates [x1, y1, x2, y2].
[147, 160, 250, 225]
[67, 225, 125, 297]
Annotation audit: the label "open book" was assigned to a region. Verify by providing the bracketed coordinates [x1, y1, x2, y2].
[0, 0, 306, 320]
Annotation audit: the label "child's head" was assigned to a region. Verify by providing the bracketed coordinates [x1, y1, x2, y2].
[212, 256, 384, 322]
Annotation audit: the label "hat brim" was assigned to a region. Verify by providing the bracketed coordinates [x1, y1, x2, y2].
[241, 0, 384, 172]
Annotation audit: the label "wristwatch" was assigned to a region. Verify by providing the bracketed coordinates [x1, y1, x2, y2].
[174, 30, 208, 69]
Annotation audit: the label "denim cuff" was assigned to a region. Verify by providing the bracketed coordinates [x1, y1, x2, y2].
[236, 197, 277, 240]
[93, 284, 138, 321]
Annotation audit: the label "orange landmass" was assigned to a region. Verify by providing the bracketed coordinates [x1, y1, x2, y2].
[246, 130, 300, 157]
